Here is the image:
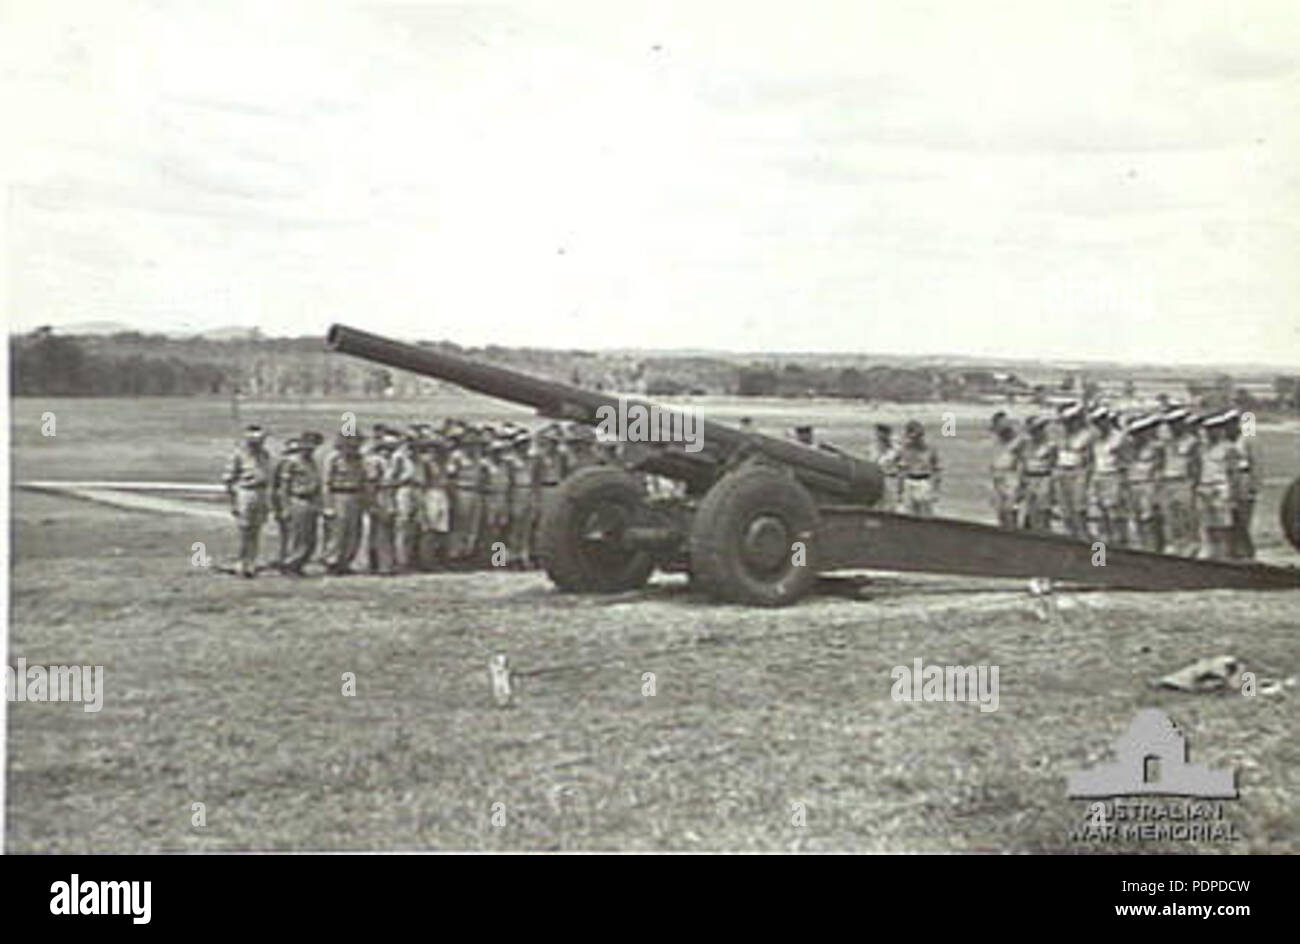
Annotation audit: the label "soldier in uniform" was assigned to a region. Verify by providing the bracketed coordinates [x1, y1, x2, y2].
[446, 428, 486, 565]
[481, 438, 513, 562]
[277, 438, 322, 575]
[419, 436, 452, 570]
[300, 430, 326, 558]
[792, 425, 815, 446]
[895, 419, 941, 516]
[566, 425, 602, 474]
[222, 424, 272, 577]
[1222, 410, 1258, 559]
[551, 426, 575, 480]
[1124, 415, 1165, 551]
[1019, 416, 1056, 532]
[506, 432, 535, 568]
[269, 437, 297, 571]
[531, 428, 563, 563]
[1195, 413, 1242, 560]
[1086, 406, 1129, 546]
[388, 432, 430, 573]
[1159, 408, 1200, 556]
[364, 433, 398, 575]
[322, 433, 366, 575]
[1053, 402, 1093, 539]
[990, 419, 1023, 529]
[872, 423, 899, 513]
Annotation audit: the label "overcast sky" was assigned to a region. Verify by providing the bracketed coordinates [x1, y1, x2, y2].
[3, 0, 1298, 365]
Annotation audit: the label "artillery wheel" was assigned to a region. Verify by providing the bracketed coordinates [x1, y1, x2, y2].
[538, 466, 656, 593]
[1282, 475, 1300, 553]
[689, 465, 819, 606]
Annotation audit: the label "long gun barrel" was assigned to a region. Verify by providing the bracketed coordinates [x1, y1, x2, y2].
[325, 324, 883, 505]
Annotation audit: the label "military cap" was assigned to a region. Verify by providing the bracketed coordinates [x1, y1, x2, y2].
[875, 423, 893, 435]
[1026, 415, 1050, 431]
[1058, 401, 1084, 420]
[301, 430, 324, 446]
[904, 419, 923, 436]
[1088, 405, 1110, 422]
[1200, 412, 1229, 428]
[1220, 409, 1242, 424]
[243, 424, 267, 439]
[988, 410, 1007, 430]
[1127, 415, 1159, 433]
[1162, 408, 1191, 424]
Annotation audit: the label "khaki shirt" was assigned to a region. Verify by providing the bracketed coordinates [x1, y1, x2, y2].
[1023, 439, 1057, 476]
[507, 453, 533, 489]
[387, 445, 430, 489]
[896, 441, 940, 480]
[1057, 428, 1094, 472]
[1091, 429, 1128, 475]
[991, 437, 1023, 474]
[223, 445, 271, 490]
[324, 450, 366, 492]
[1162, 432, 1199, 480]
[1199, 441, 1241, 487]
[280, 456, 322, 501]
[1126, 440, 1164, 483]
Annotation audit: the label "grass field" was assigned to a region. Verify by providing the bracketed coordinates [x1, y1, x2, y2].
[7, 394, 1300, 852]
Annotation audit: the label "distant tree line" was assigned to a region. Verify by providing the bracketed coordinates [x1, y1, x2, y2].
[11, 328, 229, 396]
[736, 363, 945, 401]
[13, 328, 1298, 411]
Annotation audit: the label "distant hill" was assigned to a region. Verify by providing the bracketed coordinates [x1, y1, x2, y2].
[54, 321, 138, 336]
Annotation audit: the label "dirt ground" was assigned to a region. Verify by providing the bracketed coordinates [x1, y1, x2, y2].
[6, 395, 1299, 852]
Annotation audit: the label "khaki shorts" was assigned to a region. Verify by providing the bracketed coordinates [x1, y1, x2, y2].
[1088, 472, 1128, 516]
[1197, 483, 1233, 528]
[1127, 480, 1158, 520]
[233, 489, 268, 528]
[424, 488, 451, 533]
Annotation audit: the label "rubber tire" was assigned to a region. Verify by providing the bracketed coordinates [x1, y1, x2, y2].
[1282, 476, 1300, 553]
[689, 465, 819, 606]
[538, 466, 656, 593]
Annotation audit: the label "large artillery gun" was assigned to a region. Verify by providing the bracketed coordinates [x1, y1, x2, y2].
[327, 324, 1300, 605]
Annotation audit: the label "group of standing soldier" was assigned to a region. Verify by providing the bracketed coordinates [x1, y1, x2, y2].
[222, 419, 615, 578]
[796, 419, 943, 516]
[221, 400, 1262, 576]
[986, 402, 1258, 560]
